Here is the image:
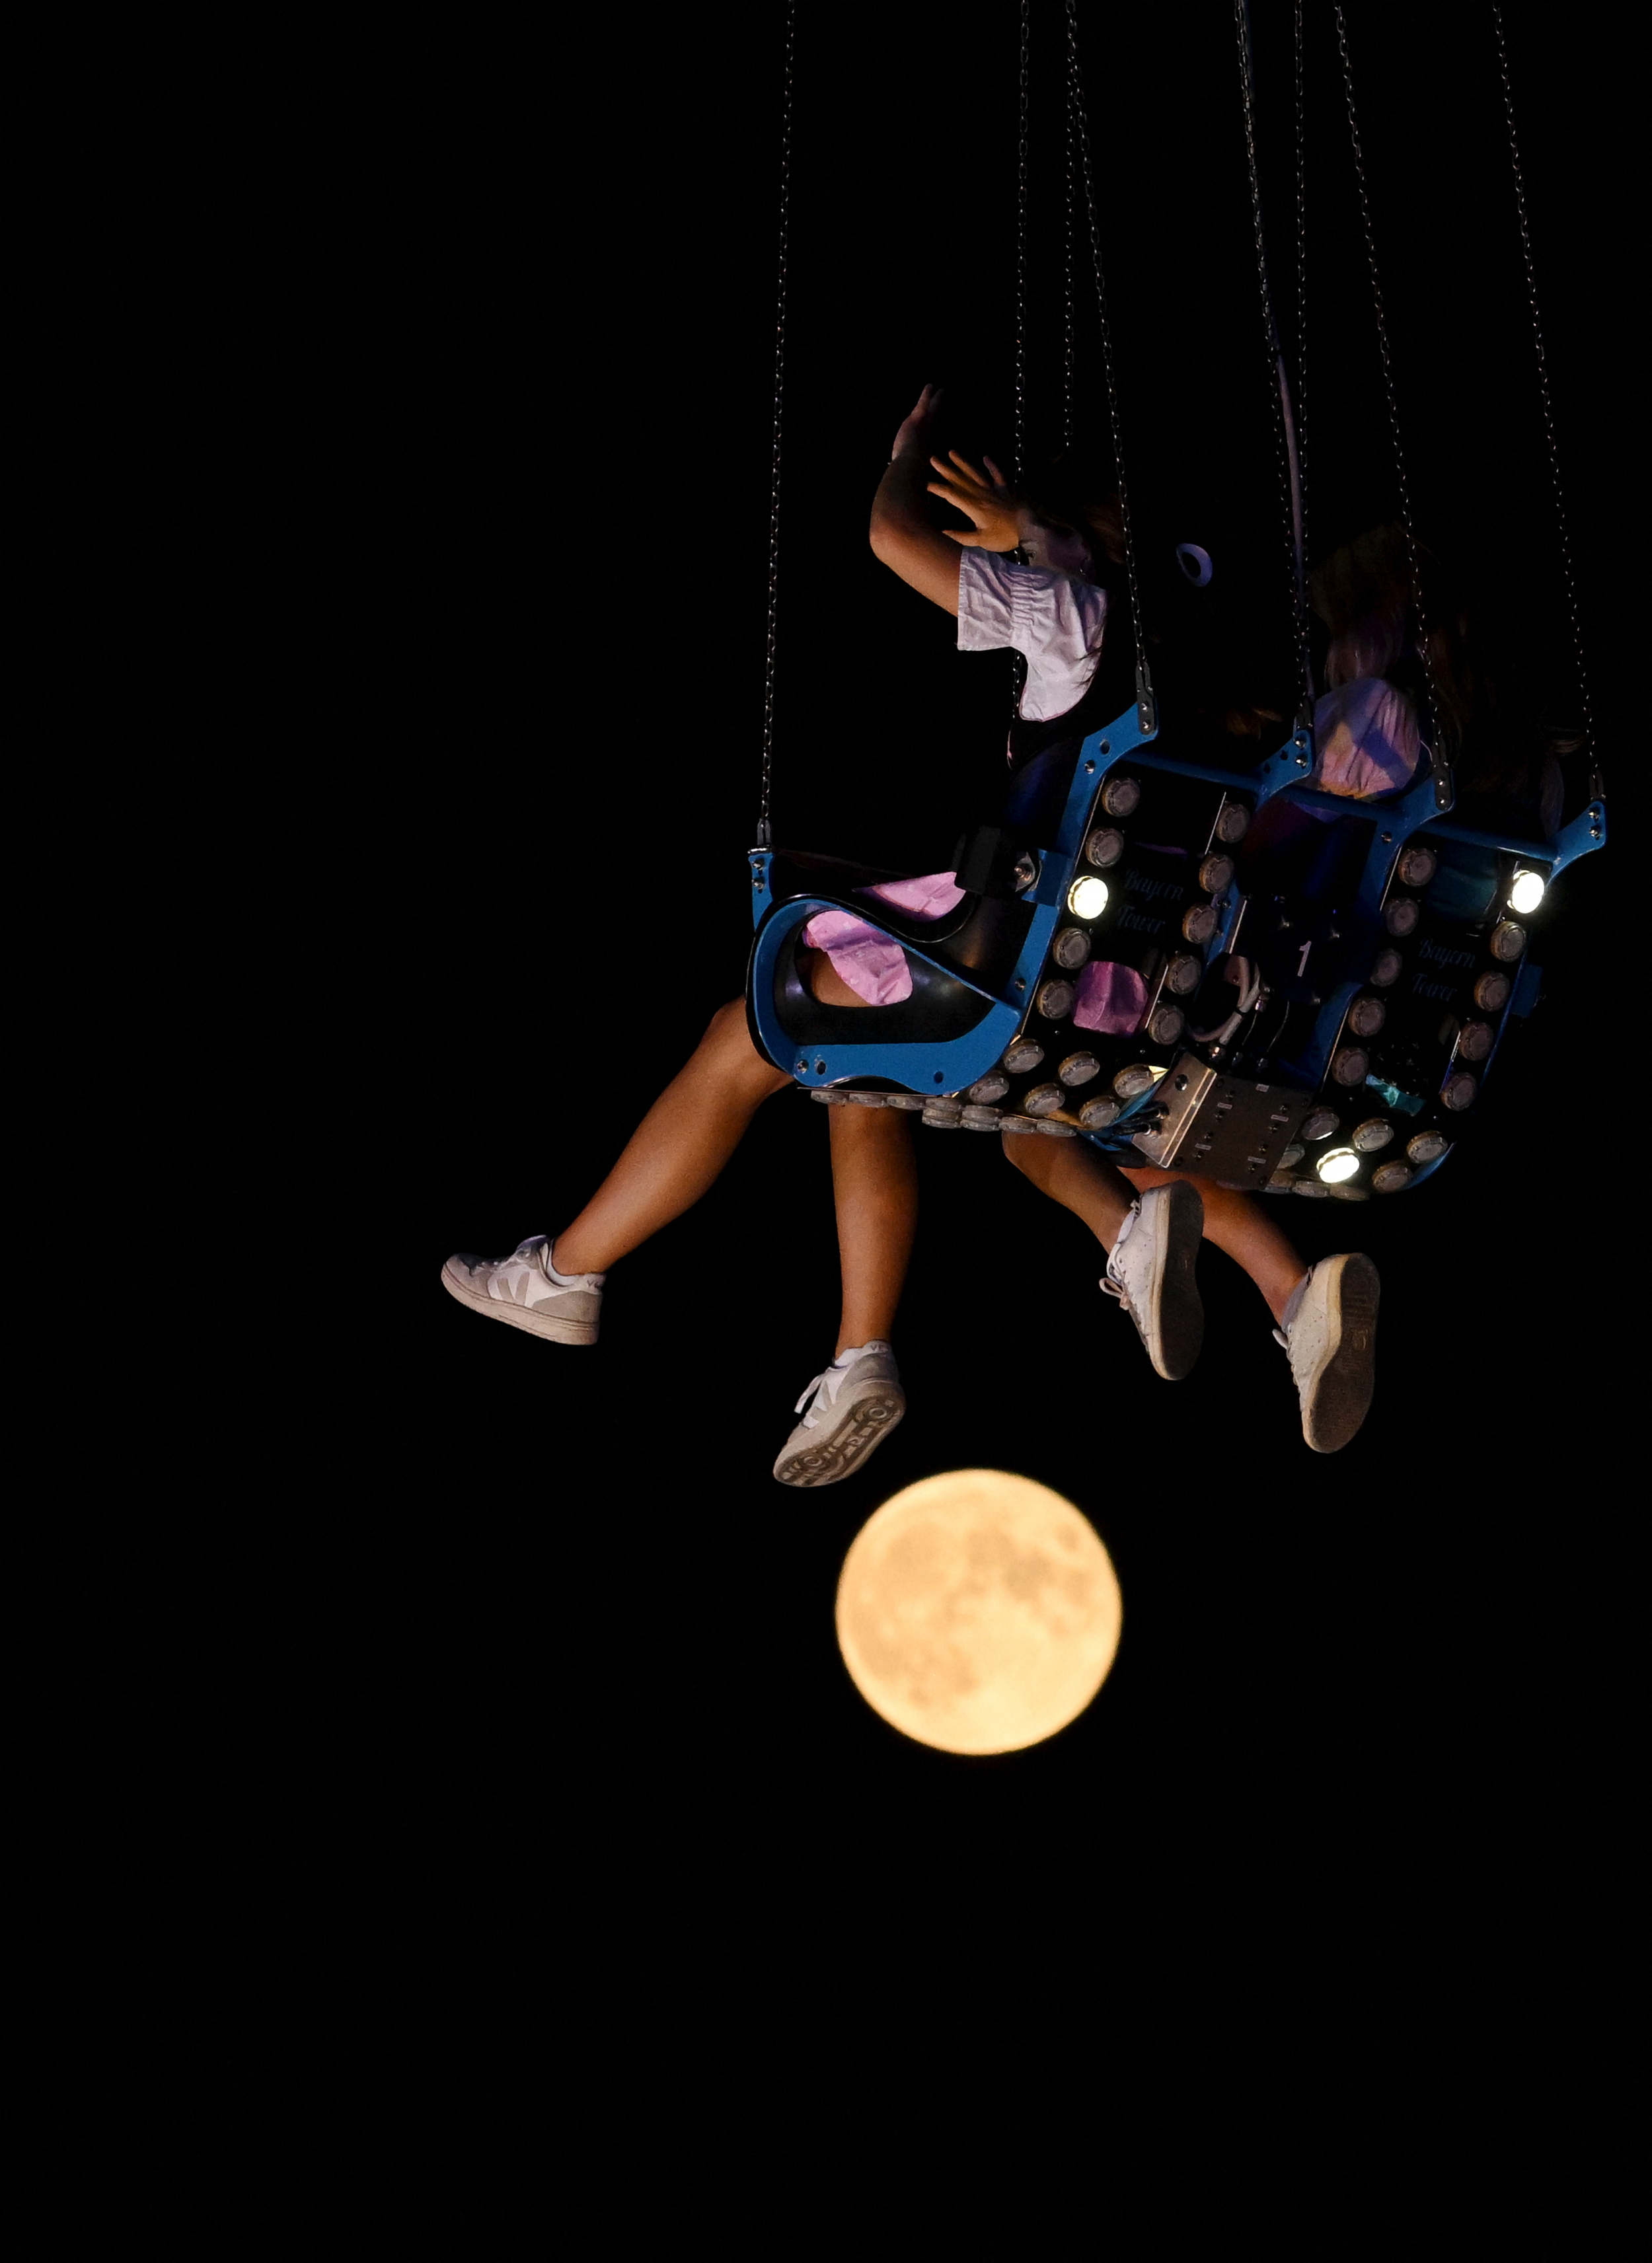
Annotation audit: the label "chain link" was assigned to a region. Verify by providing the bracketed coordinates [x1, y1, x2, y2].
[1010, 0, 1031, 720]
[1064, 0, 1154, 731]
[1293, 0, 1308, 589]
[1232, 2, 1308, 712]
[1491, 3, 1598, 798]
[1062, 42, 1076, 456]
[1332, 2, 1448, 804]
[756, 0, 796, 850]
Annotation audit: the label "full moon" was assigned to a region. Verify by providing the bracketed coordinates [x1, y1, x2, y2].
[835, 1470, 1123, 1754]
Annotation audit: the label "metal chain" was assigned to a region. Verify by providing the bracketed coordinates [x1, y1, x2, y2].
[1332, 2, 1448, 804]
[1064, 0, 1154, 731]
[1063, 46, 1076, 455]
[1232, 0, 1310, 720]
[1293, 0, 1308, 587]
[756, 0, 796, 850]
[1491, 2, 1598, 797]
[1014, 0, 1030, 484]
[1011, 0, 1031, 718]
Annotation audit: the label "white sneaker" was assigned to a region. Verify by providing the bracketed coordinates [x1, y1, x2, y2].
[441, 1235, 605, 1345]
[773, 1342, 905, 1488]
[1275, 1253, 1380, 1452]
[1102, 1181, 1205, 1380]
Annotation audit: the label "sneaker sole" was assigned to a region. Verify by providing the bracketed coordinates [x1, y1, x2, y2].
[773, 1392, 905, 1489]
[1132, 1181, 1205, 1381]
[440, 1260, 599, 1345]
[1301, 1251, 1379, 1453]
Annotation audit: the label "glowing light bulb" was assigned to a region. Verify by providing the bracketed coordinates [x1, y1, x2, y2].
[1316, 1148, 1360, 1185]
[1508, 869, 1546, 914]
[1067, 875, 1109, 919]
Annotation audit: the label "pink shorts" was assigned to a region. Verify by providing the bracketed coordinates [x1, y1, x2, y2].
[801, 873, 1150, 1033]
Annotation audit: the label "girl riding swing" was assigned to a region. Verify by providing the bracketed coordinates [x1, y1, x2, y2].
[441, 385, 1382, 1475]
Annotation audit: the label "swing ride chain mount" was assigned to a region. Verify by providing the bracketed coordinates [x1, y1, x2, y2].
[1232, 0, 1314, 733]
[1491, 3, 1599, 804]
[1332, 2, 1452, 813]
[1064, 0, 1156, 739]
[755, 0, 797, 853]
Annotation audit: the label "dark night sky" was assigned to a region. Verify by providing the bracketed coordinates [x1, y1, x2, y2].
[224, 0, 1634, 2106]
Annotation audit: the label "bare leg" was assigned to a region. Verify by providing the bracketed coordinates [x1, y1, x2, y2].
[829, 1105, 918, 1354]
[552, 1000, 790, 1274]
[1001, 1136, 1306, 1323]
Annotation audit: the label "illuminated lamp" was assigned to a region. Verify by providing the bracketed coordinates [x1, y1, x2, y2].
[1508, 869, 1546, 914]
[1067, 876, 1109, 919]
[1316, 1148, 1360, 1185]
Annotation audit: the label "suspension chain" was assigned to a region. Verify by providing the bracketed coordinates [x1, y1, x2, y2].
[1014, 0, 1030, 486]
[1332, 3, 1448, 805]
[756, 0, 796, 850]
[1064, 0, 1154, 731]
[1491, 3, 1598, 798]
[1293, 0, 1308, 596]
[1232, 1, 1309, 712]
[1063, 34, 1076, 455]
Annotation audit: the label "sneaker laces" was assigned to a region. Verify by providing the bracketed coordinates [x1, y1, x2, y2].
[1101, 1202, 1143, 1315]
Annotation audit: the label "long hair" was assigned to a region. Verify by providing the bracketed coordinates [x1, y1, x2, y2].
[1310, 522, 1570, 831]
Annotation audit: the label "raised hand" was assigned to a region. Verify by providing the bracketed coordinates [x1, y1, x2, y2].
[926, 450, 1022, 552]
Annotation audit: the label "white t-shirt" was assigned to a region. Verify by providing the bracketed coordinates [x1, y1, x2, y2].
[956, 550, 1109, 722]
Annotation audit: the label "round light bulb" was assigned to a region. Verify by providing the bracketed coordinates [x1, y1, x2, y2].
[1316, 1148, 1361, 1185]
[1067, 875, 1109, 919]
[1508, 869, 1546, 914]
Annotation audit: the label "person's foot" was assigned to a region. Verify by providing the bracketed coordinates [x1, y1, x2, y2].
[1275, 1253, 1380, 1451]
[1102, 1181, 1205, 1380]
[774, 1342, 905, 1488]
[440, 1235, 604, 1345]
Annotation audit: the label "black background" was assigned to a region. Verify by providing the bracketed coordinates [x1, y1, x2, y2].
[204, 0, 1637, 2130]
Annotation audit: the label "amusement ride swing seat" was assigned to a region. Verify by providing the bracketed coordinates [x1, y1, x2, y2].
[743, 0, 1605, 1198]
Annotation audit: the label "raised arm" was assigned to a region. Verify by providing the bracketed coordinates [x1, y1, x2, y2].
[868, 388, 1023, 614]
